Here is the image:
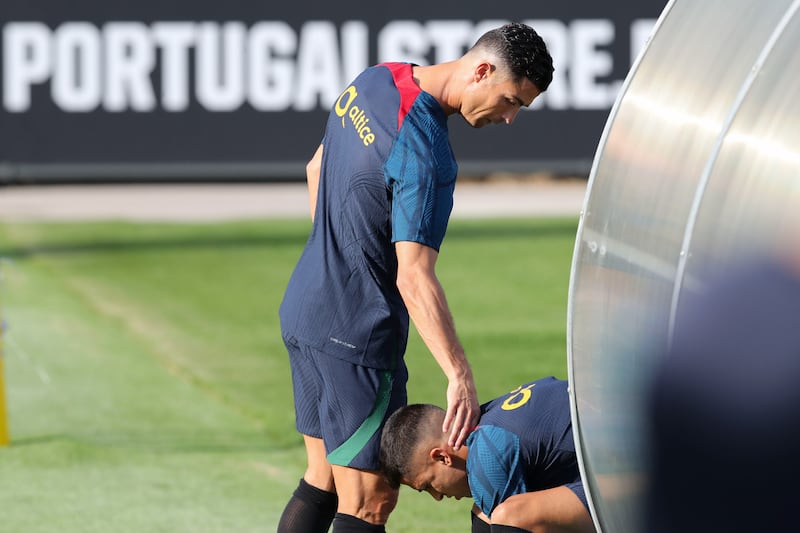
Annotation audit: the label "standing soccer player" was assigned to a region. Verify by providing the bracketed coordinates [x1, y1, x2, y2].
[277, 22, 554, 533]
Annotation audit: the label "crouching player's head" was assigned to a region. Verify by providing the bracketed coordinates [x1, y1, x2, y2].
[379, 404, 471, 501]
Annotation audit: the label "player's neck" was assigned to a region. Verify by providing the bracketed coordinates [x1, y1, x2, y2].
[413, 62, 461, 116]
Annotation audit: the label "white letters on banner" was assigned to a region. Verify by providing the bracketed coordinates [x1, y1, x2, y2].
[2, 18, 656, 113]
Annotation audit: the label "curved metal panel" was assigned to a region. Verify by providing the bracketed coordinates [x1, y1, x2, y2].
[566, 1, 800, 531]
[676, 7, 800, 302]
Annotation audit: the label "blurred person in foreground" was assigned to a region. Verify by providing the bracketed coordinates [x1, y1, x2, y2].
[277, 22, 553, 533]
[379, 377, 596, 533]
[645, 256, 800, 532]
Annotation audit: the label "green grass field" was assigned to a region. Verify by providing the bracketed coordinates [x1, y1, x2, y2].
[0, 216, 578, 532]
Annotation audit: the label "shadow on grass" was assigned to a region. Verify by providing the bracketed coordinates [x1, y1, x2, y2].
[445, 218, 578, 241]
[0, 218, 578, 260]
[9, 430, 303, 453]
[0, 234, 307, 260]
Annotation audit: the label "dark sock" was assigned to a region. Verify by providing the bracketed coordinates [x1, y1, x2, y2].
[276, 478, 338, 533]
[331, 513, 386, 532]
[471, 512, 492, 533]
[491, 525, 531, 533]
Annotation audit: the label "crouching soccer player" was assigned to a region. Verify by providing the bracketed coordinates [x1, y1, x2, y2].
[379, 377, 596, 533]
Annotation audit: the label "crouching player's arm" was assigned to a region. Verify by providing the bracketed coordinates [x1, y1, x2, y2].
[470, 487, 595, 533]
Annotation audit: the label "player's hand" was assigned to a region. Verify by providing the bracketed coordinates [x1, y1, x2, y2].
[443, 375, 479, 450]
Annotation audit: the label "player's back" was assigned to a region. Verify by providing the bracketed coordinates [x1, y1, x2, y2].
[478, 377, 577, 490]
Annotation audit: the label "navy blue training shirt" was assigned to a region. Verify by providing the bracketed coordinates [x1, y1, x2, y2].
[466, 377, 580, 517]
[279, 63, 458, 369]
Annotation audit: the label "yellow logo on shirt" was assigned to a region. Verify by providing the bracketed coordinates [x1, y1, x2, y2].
[334, 85, 376, 147]
[501, 383, 536, 411]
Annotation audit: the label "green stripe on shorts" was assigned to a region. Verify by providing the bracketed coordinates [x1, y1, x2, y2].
[327, 369, 392, 467]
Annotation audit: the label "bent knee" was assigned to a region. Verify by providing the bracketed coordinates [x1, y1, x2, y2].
[491, 491, 595, 533]
[491, 498, 534, 528]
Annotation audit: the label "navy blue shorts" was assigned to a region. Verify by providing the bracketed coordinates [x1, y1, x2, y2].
[284, 334, 408, 470]
[565, 479, 589, 511]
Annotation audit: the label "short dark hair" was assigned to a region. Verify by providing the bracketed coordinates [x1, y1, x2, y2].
[472, 22, 554, 92]
[379, 404, 444, 489]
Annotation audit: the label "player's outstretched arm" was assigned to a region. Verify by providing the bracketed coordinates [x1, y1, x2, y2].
[395, 240, 479, 449]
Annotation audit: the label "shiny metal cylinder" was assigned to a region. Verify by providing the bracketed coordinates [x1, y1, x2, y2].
[567, 1, 800, 530]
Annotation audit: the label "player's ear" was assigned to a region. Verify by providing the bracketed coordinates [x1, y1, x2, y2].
[474, 62, 493, 82]
[430, 447, 453, 466]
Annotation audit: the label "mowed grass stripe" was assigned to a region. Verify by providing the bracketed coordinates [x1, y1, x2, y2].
[0, 217, 577, 532]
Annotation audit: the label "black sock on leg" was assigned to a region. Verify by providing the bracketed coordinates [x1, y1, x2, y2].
[277, 478, 338, 533]
[331, 513, 386, 532]
[491, 525, 532, 533]
[471, 511, 492, 533]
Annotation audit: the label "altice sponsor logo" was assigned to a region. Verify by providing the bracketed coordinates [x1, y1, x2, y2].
[334, 85, 376, 147]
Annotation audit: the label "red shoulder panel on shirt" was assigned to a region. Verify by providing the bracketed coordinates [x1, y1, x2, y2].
[380, 62, 421, 131]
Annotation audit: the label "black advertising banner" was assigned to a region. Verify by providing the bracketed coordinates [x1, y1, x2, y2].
[0, 0, 668, 182]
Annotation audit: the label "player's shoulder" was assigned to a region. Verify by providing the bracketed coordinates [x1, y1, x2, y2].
[467, 425, 521, 476]
[469, 424, 519, 448]
[353, 62, 407, 86]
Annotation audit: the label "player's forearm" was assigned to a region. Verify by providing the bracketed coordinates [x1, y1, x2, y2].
[396, 268, 472, 381]
[396, 241, 480, 448]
